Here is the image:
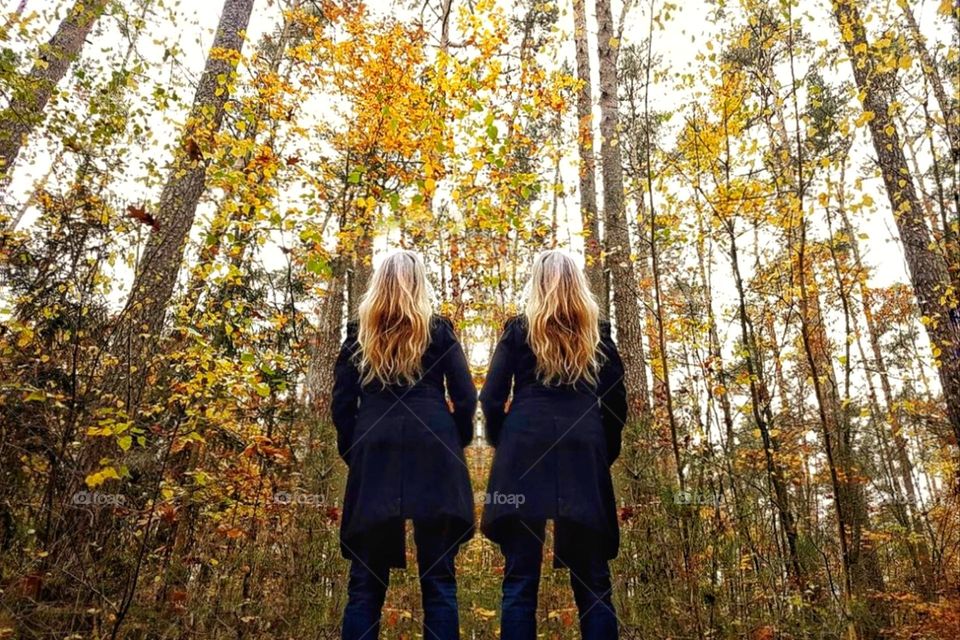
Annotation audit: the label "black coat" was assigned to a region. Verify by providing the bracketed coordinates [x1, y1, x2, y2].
[331, 315, 477, 567]
[479, 316, 627, 565]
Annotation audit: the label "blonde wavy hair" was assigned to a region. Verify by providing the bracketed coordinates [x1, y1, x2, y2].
[356, 250, 433, 386]
[524, 250, 601, 386]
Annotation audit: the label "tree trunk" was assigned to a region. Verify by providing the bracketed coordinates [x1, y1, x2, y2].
[899, 1, 959, 170]
[572, 0, 604, 305]
[837, 201, 935, 592]
[307, 259, 346, 430]
[595, 0, 650, 421]
[833, 0, 960, 449]
[347, 224, 373, 319]
[726, 220, 805, 588]
[0, 0, 107, 182]
[109, 0, 257, 406]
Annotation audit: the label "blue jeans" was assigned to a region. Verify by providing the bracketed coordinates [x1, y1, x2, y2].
[499, 519, 617, 640]
[341, 519, 460, 640]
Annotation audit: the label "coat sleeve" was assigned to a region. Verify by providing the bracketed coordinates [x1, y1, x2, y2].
[597, 320, 627, 464]
[331, 321, 361, 463]
[479, 318, 517, 448]
[439, 317, 478, 447]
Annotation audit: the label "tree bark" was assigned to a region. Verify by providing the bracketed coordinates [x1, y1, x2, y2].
[833, 0, 960, 449]
[109, 0, 257, 406]
[595, 0, 650, 421]
[347, 223, 373, 319]
[307, 258, 346, 430]
[899, 1, 959, 169]
[0, 0, 107, 182]
[572, 0, 604, 305]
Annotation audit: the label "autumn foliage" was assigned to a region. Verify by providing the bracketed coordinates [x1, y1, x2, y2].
[0, 0, 958, 638]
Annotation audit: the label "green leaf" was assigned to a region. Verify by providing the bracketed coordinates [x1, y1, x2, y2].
[306, 256, 330, 275]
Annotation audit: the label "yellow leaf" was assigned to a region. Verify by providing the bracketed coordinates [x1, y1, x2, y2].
[85, 467, 120, 488]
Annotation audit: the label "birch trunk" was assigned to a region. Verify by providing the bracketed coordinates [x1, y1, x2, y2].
[595, 0, 650, 421]
[573, 0, 604, 304]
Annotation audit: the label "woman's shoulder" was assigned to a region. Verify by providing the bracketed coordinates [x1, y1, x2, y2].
[345, 319, 359, 340]
[430, 314, 459, 343]
[599, 317, 612, 336]
[497, 315, 528, 348]
[431, 314, 454, 328]
[431, 314, 456, 332]
[504, 314, 526, 330]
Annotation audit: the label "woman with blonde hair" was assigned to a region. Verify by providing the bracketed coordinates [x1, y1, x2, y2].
[332, 250, 476, 640]
[480, 249, 627, 640]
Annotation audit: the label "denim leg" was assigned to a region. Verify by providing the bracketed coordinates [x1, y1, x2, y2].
[341, 556, 390, 640]
[414, 519, 461, 640]
[499, 519, 545, 640]
[564, 540, 618, 640]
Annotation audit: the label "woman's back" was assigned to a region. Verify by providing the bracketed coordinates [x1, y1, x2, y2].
[344, 315, 460, 395]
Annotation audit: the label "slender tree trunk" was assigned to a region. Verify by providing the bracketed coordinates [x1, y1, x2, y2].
[348, 222, 373, 319]
[0, 0, 107, 183]
[703, 83, 807, 587]
[727, 219, 805, 588]
[633, 193, 661, 429]
[109, 0, 257, 407]
[308, 259, 346, 430]
[596, 0, 650, 421]
[572, 0, 604, 304]
[833, 0, 960, 450]
[900, 1, 959, 168]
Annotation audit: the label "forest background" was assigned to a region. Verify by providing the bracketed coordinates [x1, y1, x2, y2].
[0, 0, 958, 638]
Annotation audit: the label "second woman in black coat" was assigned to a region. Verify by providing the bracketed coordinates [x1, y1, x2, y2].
[331, 250, 477, 640]
[480, 250, 628, 640]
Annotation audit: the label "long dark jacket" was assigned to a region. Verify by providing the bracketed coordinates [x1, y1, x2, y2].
[479, 316, 627, 565]
[331, 315, 477, 567]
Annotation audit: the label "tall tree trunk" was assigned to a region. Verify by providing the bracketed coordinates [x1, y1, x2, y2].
[109, 0, 257, 407]
[726, 220, 805, 589]
[699, 85, 806, 586]
[0, 0, 107, 183]
[347, 223, 373, 319]
[308, 259, 346, 430]
[899, 1, 959, 170]
[833, 0, 960, 450]
[181, 12, 301, 322]
[829, 197, 935, 594]
[595, 0, 650, 421]
[572, 0, 604, 305]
